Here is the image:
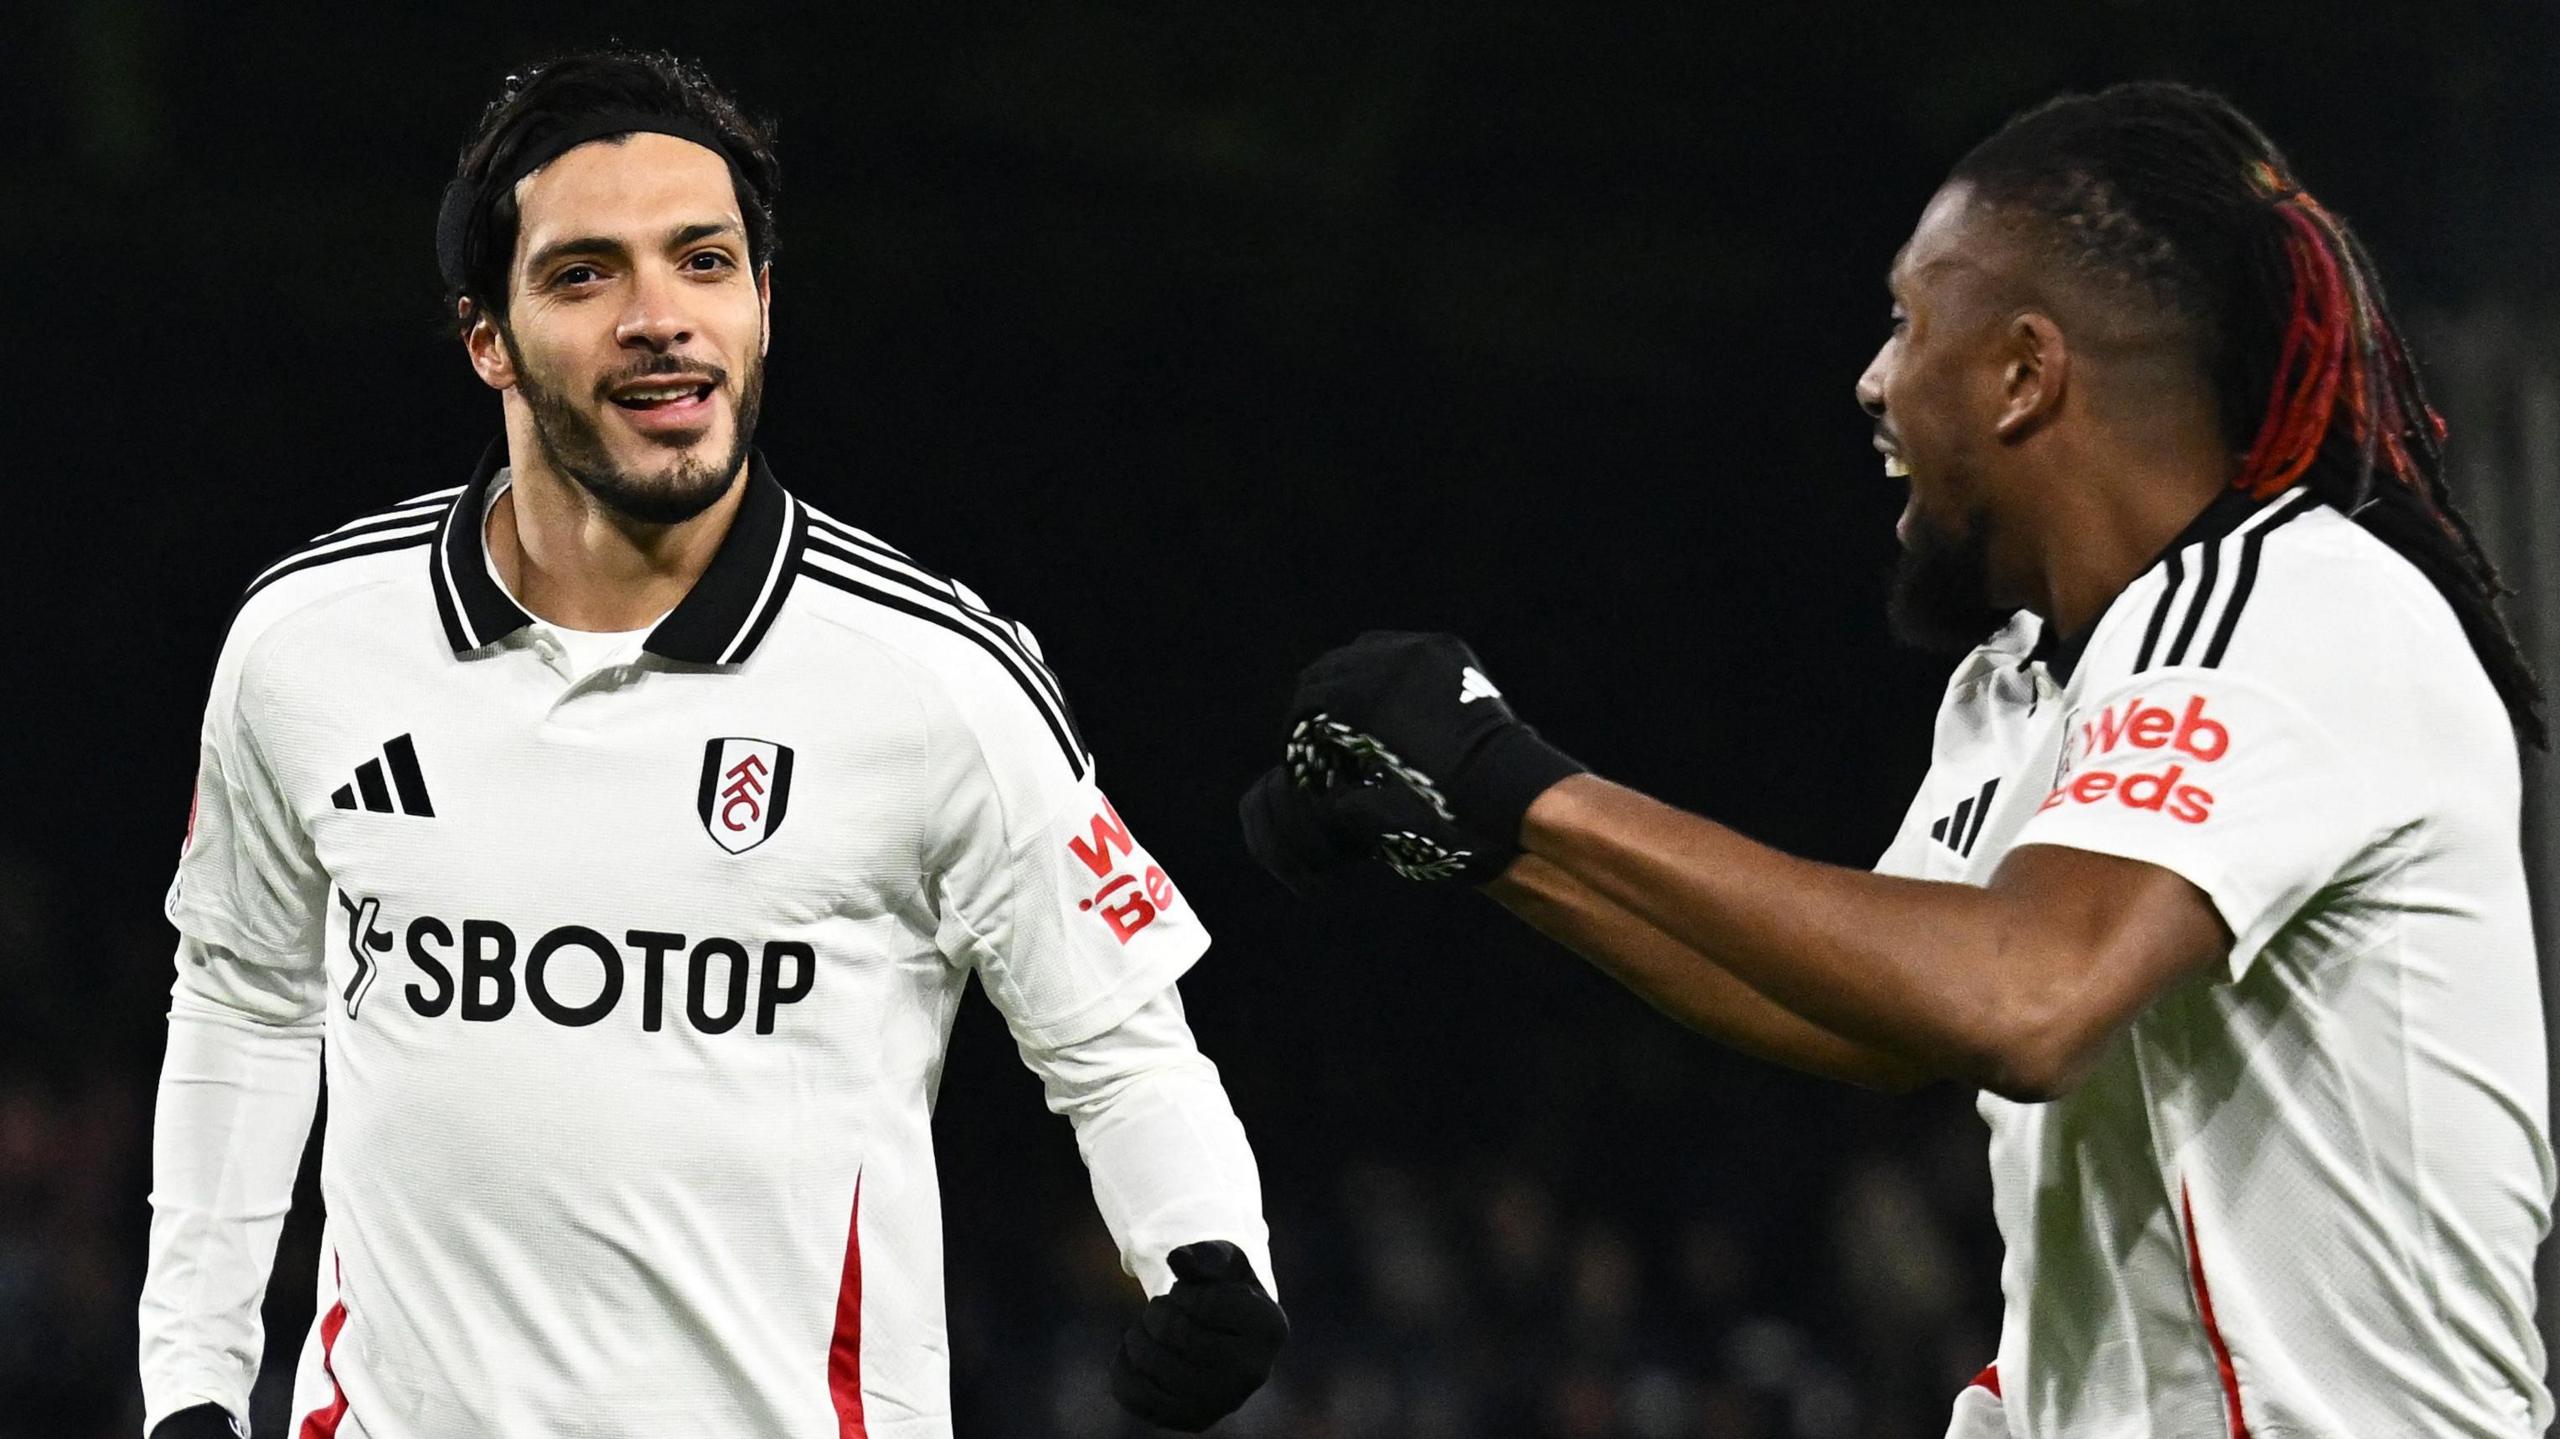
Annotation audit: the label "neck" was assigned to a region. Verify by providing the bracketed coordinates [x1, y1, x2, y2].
[487, 431, 748, 633]
[2018, 434, 2232, 641]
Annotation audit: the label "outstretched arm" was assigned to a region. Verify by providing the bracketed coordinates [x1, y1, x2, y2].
[1520, 775, 2228, 1100]
[1277, 631, 2237, 1103]
[1488, 853, 1936, 1092]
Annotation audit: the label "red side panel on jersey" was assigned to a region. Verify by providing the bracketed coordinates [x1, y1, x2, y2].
[2180, 1184, 2252, 1438]
[1967, 1363, 2001, 1397]
[828, 1173, 868, 1438]
[299, 1255, 352, 1439]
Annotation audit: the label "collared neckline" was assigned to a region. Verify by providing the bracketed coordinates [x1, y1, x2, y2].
[2025, 485, 2307, 685]
[429, 440, 805, 665]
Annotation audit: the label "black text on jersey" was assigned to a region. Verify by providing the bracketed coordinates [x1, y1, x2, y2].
[340, 895, 819, 1035]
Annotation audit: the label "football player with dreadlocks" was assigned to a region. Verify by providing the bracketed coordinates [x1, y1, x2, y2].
[1243, 82, 2550, 1437]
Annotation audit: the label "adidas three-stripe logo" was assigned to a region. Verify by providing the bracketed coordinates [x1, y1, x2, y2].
[1930, 777, 1999, 858]
[2133, 488, 2317, 673]
[332, 734, 437, 816]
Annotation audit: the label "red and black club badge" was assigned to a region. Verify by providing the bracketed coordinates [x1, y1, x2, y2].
[698, 738, 795, 854]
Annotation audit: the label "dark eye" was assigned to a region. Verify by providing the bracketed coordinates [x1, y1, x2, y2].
[684, 250, 736, 273]
[554, 263, 602, 288]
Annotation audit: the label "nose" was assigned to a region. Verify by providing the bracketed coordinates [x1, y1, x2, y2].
[614, 262, 694, 353]
[1855, 341, 1890, 420]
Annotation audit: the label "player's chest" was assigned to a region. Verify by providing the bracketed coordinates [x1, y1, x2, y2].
[280, 655, 932, 931]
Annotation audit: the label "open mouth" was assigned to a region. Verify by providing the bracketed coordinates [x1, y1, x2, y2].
[611, 381, 716, 411]
[1873, 431, 1909, 479]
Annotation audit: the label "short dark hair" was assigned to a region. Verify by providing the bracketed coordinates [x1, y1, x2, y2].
[440, 50, 780, 335]
[1950, 82, 2544, 746]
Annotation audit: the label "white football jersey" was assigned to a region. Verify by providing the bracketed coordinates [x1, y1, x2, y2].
[1880, 487, 2552, 1438]
[152, 453, 1225, 1438]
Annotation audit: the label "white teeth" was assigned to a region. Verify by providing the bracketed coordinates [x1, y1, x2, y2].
[620, 386, 699, 403]
[1884, 455, 1910, 478]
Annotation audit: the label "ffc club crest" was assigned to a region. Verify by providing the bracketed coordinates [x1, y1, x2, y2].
[698, 738, 796, 854]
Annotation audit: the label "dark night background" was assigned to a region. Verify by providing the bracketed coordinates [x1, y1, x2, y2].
[7, 3, 2559, 1435]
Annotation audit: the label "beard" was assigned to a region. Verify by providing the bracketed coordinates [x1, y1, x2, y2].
[1887, 502, 2013, 655]
[508, 338, 765, 526]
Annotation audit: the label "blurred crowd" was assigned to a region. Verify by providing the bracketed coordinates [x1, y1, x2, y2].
[0, 846, 2004, 1439]
[959, 1150, 2001, 1439]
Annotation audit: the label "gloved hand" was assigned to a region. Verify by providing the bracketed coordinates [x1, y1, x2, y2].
[1111, 1240, 1288, 1432]
[1288, 631, 1586, 846]
[1238, 751, 1515, 893]
[150, 1406, 244, 1439]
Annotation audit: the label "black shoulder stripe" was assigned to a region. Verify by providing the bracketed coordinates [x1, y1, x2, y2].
[248, 514, 444, 595]
[239, 532, 437, 609]
[806, 514, 1072, 702]
[804, 527, 1068, 696]
[805, 509, 924, 570]
[2163, 529, 2222, 667]
[2197, 531, 2266, 671]
[2133, 548, 2184, 673]
[324, 488, 464, 534]
[260, 492, 457, 584]
[802, 527, 1081, 744]
[795, 562, 1090, 779]
[388, 484, 469, 510]
[801, 507, 1086, 752]
[311, 508, 448, 547]
[2199, 491, 2319, 667]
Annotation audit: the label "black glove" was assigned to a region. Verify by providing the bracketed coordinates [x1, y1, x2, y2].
[1288, 631, 1586, 845]
[1239, 757, 1515, 893]
[150, 1406, 244, 1439]
[1111, 1240, 1288, 1432]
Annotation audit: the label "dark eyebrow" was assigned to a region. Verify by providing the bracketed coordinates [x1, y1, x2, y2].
[524, 235, 629, 276]
[670, 220, 742, 249]
[523, 221, 743, 278]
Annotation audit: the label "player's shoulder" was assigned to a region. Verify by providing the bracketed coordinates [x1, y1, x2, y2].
[2082, 488, 2489, 729]
[787, 500, 1091, 781]
[222, 485, 460, 664]
[2238, 500, 2459, 645]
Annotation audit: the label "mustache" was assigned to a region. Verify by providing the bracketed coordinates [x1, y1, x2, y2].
[591, 354, 732, 402]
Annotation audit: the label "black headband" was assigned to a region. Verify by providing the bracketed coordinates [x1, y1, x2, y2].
[434, 110, 740, 292]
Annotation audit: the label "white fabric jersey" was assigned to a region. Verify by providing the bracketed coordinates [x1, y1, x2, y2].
[144, 451, 1270, 1439]
[1877, 487, 2552, 1438]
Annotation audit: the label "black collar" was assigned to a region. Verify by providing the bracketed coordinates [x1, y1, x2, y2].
[429, 440, 806, 665]
[2027, 486, 2299, 685]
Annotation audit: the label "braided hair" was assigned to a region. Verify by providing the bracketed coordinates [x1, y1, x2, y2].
[1950, 82, 2544, 747]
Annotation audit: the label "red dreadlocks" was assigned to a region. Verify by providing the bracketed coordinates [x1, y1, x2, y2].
[2235, 161, 2450, 508]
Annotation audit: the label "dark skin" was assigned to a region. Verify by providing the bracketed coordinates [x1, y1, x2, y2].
[1487, 183, 2239, 1102]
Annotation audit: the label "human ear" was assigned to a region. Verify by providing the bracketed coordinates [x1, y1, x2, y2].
[1994, 311, 2068, 440]
[462, 301, 516, 392]
[757, 264, 774, 359]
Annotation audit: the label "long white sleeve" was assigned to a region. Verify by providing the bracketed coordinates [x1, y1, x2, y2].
[138, 935, 326, 1435]
[1017, 984, 1275, 1300]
